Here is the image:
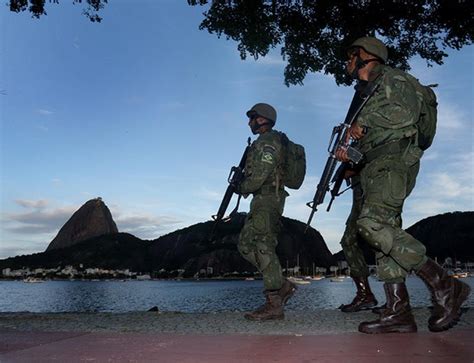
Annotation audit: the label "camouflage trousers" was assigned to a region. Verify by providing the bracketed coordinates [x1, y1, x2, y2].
[342, 150, 427, 283]
[340, 176, 371, 278]
[238, 191, 286, 290]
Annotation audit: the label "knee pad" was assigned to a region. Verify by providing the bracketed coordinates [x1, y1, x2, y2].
[237, 244, 258, 267]
[340, 230, 359, 249]
[356, 217, 394, 254]
[254, 241, 276, 272]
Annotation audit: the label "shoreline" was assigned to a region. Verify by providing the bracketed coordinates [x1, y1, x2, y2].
[1, 308, 473, 335]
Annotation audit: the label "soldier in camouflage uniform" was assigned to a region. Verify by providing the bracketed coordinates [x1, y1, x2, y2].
[238, 103, 296, 321]
[336, 37, 470, 334]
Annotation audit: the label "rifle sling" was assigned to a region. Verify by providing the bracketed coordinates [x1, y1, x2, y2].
[228, 194, 242, 218]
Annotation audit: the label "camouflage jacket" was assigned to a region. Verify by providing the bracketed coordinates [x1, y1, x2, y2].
[356, 64, 422, 154]
[239, 129, 284, 195]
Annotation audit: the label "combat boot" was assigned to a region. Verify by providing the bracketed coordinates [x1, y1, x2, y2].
[359, 282, 417, 334]
[416, 258, 471, 332]
[339, 276, 378, 312]
[279, 278, 297, 305]
[371, 303, 387, 314]
[244, 290, 284, 321]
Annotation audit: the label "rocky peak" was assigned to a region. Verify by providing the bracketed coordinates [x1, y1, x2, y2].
[46, 198, 118, 251]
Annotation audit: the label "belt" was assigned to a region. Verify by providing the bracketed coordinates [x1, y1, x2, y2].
[364, 138, 412, 163]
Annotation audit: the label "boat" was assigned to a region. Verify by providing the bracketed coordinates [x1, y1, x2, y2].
[287, 277, 310, 285]
[329, 276, 344, 282]
[23, 277, 43, 283]
[453, 272, 468, 278]
[311, 275, 325, 281]
[244, 277, 255, 281]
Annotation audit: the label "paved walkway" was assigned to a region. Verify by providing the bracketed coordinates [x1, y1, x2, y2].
[1, 309, 473, 362]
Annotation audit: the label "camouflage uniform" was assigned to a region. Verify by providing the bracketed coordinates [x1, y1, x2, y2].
[340, 176, 368, 278]
[350, 63, 428, 283]
[238, 129, 288, 290]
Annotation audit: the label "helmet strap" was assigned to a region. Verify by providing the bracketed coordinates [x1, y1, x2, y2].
[351, 56, 381, 79]
[251, 120, 273, 134]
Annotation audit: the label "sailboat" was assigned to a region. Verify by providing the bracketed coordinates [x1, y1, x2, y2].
[287, 276, 311, 285]
[330, 266, 344, 282]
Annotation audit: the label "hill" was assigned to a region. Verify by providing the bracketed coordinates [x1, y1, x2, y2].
[333, 211, 474, 264]
[0, 214, 335, 277]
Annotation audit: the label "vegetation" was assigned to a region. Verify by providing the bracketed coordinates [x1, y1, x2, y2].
[188, 0, 474, 85]
[8, 0, 107, 22]
[8, 1, 472, 85]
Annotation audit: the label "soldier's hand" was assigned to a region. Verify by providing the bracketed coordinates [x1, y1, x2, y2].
[343, 169, 358, 180]
[349, 123, 365, 140]
[335, 147, 350, 162]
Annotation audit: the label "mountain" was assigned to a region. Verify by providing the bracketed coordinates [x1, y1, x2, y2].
[2, 208, 472, 276]
[406, 211, 474, 262]
[0, 214, 335, 276]
[46, 198, 118, 251]
[148, 213, 335, 277]
[1, 233, 150, 271]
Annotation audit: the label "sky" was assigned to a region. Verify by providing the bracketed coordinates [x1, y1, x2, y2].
[1, 1, 473, 259]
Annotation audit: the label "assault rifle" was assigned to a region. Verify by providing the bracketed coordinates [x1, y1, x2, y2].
[210, 137, 251, 239]
[305, 81, 380, 231]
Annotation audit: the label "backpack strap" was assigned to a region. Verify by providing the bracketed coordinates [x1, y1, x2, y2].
[275, 132, 290, 200]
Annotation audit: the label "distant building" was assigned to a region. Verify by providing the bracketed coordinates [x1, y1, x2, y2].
[2, 268, 11, 277]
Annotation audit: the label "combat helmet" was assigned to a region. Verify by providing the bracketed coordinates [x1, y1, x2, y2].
[246, 103, 277, 124]
[348, 37, 388, 63]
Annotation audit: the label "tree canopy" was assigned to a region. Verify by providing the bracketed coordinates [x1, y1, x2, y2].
[9, 0, 107, 22]
[188, 0, 473, 85]
[8, 1, 473, 85]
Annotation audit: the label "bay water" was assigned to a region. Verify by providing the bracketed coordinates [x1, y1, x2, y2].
[1, 277, 473, 313]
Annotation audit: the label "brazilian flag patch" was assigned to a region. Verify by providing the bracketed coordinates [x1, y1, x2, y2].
[261, 145, 276, 164]
[261, 151, 274, 164]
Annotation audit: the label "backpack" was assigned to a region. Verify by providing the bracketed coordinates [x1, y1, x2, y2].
[406, 76, 438, 150]
[280, 132, 306, 189]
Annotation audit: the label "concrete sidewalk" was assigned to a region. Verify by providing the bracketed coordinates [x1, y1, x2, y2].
[1, 309, 473, 362]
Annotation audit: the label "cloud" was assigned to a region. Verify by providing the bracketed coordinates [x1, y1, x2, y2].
[51, 178, 63, 186]
[15, 199, 49, 209]
[73, 36, 80, 49]
[197, 186, 225, 203]
[3, 205, 76, 235]
[228, 76, 281, 86]
[115, 213, 181, 239]
[0, 245, 43, 259]
[404, 152, 474, 225]
[254, 54, 286, 66]
[159, 101, 185, 110]
[36, 109, 54, 116]
[437, 102, 465, 130]
[422, 150, 439, 161]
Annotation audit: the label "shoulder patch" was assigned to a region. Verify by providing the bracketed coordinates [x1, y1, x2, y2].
[261, 151, 275, 164]
[261, 145, 276, 164]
